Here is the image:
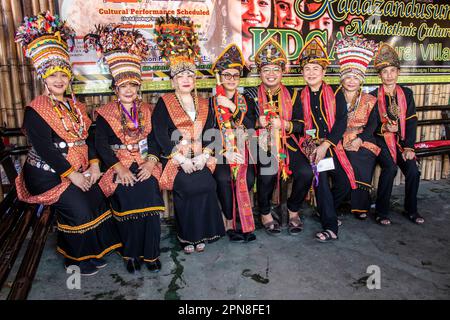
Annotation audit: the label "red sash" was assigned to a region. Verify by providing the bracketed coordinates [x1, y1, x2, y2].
[159, 93, 217, 190]
[300, 83, 357, 189]
[15, 96, 91, 205]
[377, 85, 407, 162]
[213, 93, 255, 233]
[96, 101, 162, 197]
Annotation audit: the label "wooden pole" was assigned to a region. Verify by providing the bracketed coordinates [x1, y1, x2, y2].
[21, 0, 32, 16]
[0, 2, 15, 128]
[49, 0, 55, 13]
[2, 0, 23, 129]
[39, 0, 49, 12]
[11, 0, 33, 110]
[31, 0, 39, 14]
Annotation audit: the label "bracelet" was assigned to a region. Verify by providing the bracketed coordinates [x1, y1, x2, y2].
[147, 155, 159, 163]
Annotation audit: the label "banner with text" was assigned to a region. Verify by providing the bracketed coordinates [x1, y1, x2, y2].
[57, 0, 450, 93]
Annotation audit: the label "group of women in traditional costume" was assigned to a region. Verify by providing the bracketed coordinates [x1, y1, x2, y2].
[14, 11, 423, 276]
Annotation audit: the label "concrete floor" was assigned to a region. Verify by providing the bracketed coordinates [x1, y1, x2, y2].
[1, 179, 449, 300]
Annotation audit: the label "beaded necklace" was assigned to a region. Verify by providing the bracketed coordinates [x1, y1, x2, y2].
[52, 98, 86, 139]
[118, 99, 144, 138]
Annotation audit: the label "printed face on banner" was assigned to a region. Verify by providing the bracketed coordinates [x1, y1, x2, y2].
[274, 0, 304, 31]
[58, 0, 450, 94]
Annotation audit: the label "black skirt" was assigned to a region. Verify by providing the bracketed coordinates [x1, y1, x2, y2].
[109, 163, 165, 262]
[24, 164, 122, 261]
[172, 167, 225, 245]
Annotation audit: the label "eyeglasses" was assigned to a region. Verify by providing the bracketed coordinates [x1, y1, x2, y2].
[221, 73, 240, 80]
[261, 67, 282, 74]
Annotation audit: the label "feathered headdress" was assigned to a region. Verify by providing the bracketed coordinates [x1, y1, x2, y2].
[154, 15, 201, 77]
[335, 36, 378, 82]
[15, 11, 75, 79]
[83, 24, 150, 87]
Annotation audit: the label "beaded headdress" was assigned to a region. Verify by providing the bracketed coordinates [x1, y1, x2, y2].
[84, 24, 150, 87]
[335, 36, 378, 82]
[154, 15, 201, 78]
[15, 11, 75, 79]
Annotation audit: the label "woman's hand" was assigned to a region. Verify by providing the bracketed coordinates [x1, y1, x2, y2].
[136, 160, 156, 182]
[180, 159, 195, 174]
[114, 163, 137, 187]
[258, 115, 268, 128]
[386, 123, 398, 133]
[83, 162, 102, 185]
[68, 171, 91, 192]
[192, 154, 208, 171]
[271, 117, 282, 130]
[350, 137, 363, 149]
[216, 96, 236, 113]
[224, 152, 244, 164]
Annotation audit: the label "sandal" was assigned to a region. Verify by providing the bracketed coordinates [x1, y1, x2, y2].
[183, 245, 195, 254]
[195, 242, 205, 252]
[288, 216, 304, 235]
[262, 220, 281, 236]
[375, 216, 391, 226]
[403, 212, 425, 225]
[315, 230, 338, 243]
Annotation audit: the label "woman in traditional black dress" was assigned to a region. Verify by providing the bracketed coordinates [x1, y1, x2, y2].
[152, 16, 225, 254]
[84, 25, 165, 273]
[15, 12, 120, 276]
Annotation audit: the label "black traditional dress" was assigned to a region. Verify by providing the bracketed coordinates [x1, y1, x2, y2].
[337, 90, 380, 216]
[95, 101, 165, 263]
[15, 95, 121, 262]
[152, 93, 225, 247]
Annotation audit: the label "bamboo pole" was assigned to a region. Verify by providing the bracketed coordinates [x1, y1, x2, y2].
[39, 0, 49, 12]
[11, 0, 33, 109]
[49, 0, 55, 13]
[442, 155, 450, 179]
[0, 2, 15, 128]
[21, 0, 32, 16]
[31, 0, 39, 14]
[2, 0, 24, 130]
[20, 0, 38, 99]
[372, 164, 381, 190]
[422, 85, 434, 180]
